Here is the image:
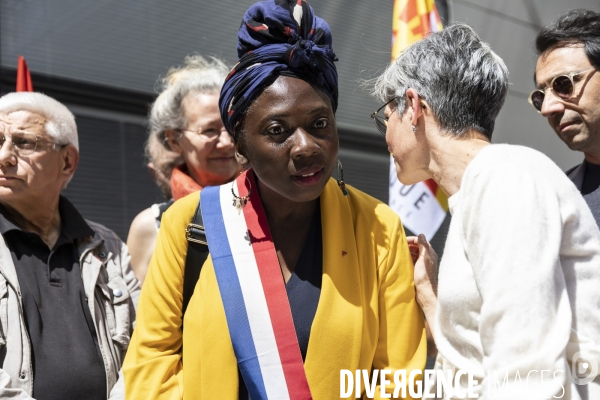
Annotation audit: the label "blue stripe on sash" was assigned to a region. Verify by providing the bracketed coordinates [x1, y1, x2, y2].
[200, 186, 268, 399]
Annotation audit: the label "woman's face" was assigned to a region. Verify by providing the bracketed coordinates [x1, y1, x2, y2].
[384, 98, 430, 185]
[238, 76, 338, 203]
[169, 92, 240, 187]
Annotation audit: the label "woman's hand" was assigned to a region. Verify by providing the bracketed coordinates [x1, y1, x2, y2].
[407, 234, 439, 334]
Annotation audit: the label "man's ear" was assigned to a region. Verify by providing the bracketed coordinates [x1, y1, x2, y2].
[61, 145, 79, 179]
[165, 130, 183, 154]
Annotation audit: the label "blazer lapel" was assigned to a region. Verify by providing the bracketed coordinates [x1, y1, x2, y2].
[567, 162, 586, 192]
[305, 179, 363, 392]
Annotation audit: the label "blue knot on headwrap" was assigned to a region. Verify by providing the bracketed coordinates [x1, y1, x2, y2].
[219, 0, 338, 137]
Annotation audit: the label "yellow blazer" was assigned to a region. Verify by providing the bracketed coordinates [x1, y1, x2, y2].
[123, 178, 426, 399]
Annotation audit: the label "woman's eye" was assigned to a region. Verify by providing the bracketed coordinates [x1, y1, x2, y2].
[314, 119, 329, 129]
[200, 128, 219, 137]
[266, 125, 285, 135]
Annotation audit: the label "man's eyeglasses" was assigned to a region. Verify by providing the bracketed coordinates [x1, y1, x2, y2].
[370, 97, 398, 136]
[0, 129, 63, 156]
[529, 67, 596, 112]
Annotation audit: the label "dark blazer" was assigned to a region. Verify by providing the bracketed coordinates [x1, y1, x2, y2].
[566, 162, 585, 191]
[567, 161, 600, 229]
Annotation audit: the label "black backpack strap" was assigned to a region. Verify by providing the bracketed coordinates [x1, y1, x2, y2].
[182, 197, 209, 318]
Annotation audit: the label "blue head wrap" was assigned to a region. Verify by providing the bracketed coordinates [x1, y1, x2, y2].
[219, 0, 338, 138]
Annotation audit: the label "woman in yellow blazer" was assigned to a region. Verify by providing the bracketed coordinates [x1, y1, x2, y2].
[123, 1, 425, 398]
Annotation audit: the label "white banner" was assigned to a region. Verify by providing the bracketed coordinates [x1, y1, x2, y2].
[388, 156, 446, 240]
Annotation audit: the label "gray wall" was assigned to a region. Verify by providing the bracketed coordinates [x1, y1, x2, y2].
[0, 0, 391, 136]
[60, 109, 163, 239]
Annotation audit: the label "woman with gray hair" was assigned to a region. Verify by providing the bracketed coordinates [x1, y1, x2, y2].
[372, 23, 600, 399]
[127, 55, 240, 284]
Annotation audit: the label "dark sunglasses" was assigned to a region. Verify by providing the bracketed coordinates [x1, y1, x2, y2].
[528, 67, 596, 112]
[370, 97, 398, 136]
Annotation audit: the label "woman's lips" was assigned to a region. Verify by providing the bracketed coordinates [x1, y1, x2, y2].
[291, 168, 323, 186]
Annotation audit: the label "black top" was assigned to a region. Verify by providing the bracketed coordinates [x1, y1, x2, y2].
[239, 204, 322, 399]
[153, 198, 175, 230]
[1, 197, 107, 400]
[581, 160, 600, 228]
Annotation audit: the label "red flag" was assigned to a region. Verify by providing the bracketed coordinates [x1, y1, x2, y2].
[16, 56, 34, 92]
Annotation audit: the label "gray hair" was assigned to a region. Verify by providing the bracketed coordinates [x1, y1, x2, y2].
[148, 54, 229, 153]
[372, 23, 509, 139]
[0, 92, 78, 150]
[144, 133, 179, 199]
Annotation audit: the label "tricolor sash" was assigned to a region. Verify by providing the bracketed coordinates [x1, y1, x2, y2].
[200, 169, 312, 400]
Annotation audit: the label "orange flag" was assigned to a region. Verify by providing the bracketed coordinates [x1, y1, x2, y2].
[388, 0, 449, 239]
[16, 56, 34, 92]
[392, 0, 443, 59]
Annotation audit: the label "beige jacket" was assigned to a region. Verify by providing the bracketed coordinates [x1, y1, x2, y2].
[0, 220, 140, 399]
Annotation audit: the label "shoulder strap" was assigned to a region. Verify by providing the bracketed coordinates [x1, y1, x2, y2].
[183, 197, 209, 318]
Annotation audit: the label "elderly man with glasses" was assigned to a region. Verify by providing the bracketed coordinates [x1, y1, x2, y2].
[0, 92, 139, 399]
[532, 9, 600, 228]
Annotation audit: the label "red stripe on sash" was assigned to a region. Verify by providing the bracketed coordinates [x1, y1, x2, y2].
[239, 170, 312, 399]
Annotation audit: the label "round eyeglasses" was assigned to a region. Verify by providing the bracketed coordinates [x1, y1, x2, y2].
[528, 67, 596, 112]
[370, 97, 398, 136]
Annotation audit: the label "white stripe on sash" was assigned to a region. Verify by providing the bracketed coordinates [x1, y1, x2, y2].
[218, 184, 291, 399]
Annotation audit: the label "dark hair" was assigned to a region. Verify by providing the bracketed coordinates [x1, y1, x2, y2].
[536, 9, 600, 69]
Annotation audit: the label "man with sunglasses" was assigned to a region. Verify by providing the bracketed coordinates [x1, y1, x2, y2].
[533, 9, 600, 228]
[0, 92, 139, 399]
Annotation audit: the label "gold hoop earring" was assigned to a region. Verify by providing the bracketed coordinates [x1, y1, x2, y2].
[336, 159, 349, 196]
[231, 174, 252, 213]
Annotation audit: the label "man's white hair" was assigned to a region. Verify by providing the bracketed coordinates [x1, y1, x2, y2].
[0, 92, 78, 150]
